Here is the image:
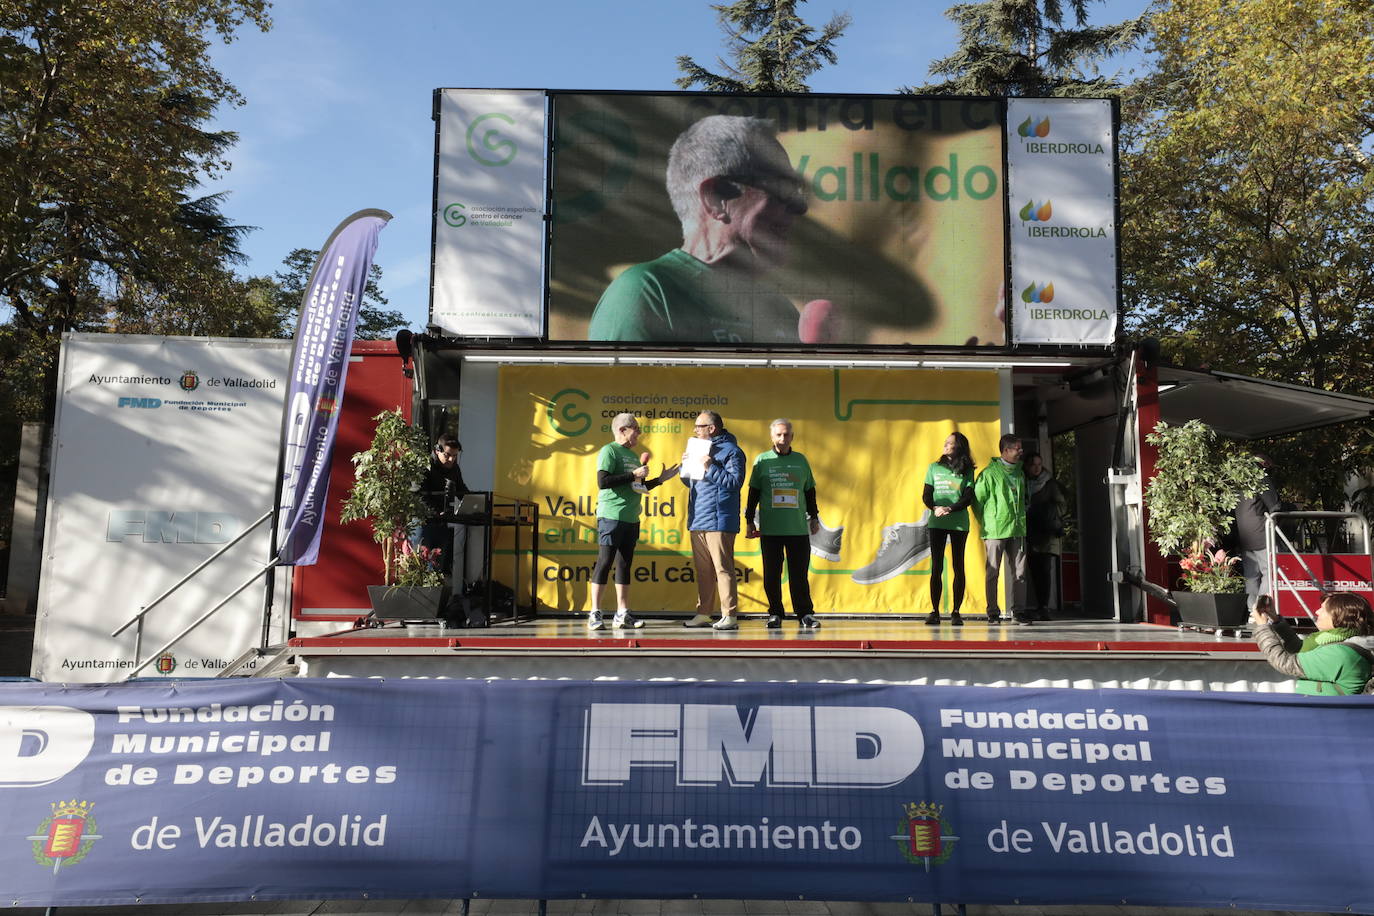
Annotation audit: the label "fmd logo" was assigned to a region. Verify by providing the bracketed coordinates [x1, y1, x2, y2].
[0, 706, 96, 788]
[105, 511, 241, 544]
[117, 397, 162, 409]
[582, 703, 923, 788]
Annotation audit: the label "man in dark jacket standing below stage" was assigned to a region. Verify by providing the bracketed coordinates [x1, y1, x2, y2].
[681, 411, 746, 630]
[974, 434, 1028, 625]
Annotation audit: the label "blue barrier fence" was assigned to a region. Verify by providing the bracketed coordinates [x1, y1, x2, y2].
[2, 678, 1371, 911]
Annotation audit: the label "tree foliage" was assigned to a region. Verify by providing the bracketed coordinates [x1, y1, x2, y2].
[909, 0, 1147, 96]
[1121, 0, 1374, 511]
[676, 0, 851, 93]
[0, 0, 271, 432]
[270, 248, 403, 341]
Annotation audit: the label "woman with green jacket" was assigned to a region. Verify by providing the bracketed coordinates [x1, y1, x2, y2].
[1250, 592, 1374, 695]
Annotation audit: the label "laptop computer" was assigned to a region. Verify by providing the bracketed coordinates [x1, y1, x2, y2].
[450, 492, 490, 519]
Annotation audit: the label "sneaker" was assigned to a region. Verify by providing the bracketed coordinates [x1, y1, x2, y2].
[924, 611, 941, 626]
[712, 617, 739, 631]
[950, 611, 964, 627]
[766, 615, 783, 629]
[986, 613, 1002, 626]
[1013, 612, 1035, 625]
[809, 517, 844, 562]
[587, 610, 604, 631]
[850, 517, 932, 585]
[683, 614, 714, 628]
[612, 610, 644, 629]
[800, 614, 822, 629]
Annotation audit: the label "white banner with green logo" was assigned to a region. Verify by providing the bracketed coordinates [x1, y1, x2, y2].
[432, 88, 547, 337]
[1006, 98, 1117, 346]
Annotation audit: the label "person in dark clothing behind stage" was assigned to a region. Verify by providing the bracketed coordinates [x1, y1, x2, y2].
[923, 431, 976, 627]
[418, 433, 468, 574]
[745, 418, 822, 630]
[588, 413, 679, 631]
[1236, 453, 1281, 610]
[1025, 452, 1069, 621]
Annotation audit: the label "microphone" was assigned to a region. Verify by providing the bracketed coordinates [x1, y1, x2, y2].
[639, 450, 652, 466]
[798, 299, 835, 344]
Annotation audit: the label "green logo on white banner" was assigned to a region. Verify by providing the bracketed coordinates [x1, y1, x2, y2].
[467, 113, 517, 166]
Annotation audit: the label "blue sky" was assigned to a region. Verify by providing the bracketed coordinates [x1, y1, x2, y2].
[205, 0, 1154, 331]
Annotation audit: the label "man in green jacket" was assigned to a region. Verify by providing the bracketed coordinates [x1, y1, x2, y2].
[973, 434, 1028, 625]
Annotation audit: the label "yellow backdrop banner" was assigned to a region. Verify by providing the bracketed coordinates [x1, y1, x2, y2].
[494, 366, 1001, 615]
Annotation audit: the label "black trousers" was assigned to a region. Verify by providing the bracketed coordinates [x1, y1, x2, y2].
[929, 528, 968, 612]
[760, 534, 814, 619]
[1029, 551, 1056, 610]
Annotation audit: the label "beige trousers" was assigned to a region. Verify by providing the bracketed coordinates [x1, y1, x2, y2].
[690, 530, 738, 617]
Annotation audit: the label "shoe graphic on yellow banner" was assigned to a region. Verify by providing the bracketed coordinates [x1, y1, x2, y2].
[809, 516, 844, 562]
[851, 518, 931, 585]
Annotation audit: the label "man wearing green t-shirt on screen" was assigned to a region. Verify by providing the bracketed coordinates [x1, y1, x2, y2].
[587, 115, 808, 345]
[745, 419, 822, 630]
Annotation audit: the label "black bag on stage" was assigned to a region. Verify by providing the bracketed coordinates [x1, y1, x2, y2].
[445, 580, 515, 628]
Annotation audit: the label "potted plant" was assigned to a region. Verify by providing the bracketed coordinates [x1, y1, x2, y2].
[1144, 419, 1266, 627]
[340, 409, 448, 618]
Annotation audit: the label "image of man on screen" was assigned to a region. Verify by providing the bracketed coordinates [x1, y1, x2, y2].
[587, 115, 810, 344]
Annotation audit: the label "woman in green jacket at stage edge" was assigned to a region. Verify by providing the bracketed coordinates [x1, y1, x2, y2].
[923, 431, 975, 627]
[1251, 592, 1374, 695]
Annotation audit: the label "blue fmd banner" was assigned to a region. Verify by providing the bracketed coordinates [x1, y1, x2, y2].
[2, 679, 1372, 911]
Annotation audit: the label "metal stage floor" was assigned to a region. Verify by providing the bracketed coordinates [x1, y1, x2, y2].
[289, 614, 1288, 692]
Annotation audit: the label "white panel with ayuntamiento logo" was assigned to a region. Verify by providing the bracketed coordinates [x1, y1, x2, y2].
[31, 334, 291, 683]
[432, 88, 547, 338]
[1006, 98, 1118, 346]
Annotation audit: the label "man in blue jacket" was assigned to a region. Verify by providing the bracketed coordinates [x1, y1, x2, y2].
[681, 411, 746, 630]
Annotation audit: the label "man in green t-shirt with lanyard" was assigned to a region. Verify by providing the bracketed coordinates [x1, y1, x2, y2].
[745, 418, 822, 629]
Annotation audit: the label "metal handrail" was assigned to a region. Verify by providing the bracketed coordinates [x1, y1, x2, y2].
[1264, 510, 1372, 621]
[111, 510, 271, 638]
[122, 559, 280, 680]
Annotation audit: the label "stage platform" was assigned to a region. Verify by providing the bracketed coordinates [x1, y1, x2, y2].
[289, 613, 1289, 692]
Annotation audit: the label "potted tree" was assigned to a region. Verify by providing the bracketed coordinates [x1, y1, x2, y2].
[1144, 419, 1266, 627]
[340, 409, 448, 618]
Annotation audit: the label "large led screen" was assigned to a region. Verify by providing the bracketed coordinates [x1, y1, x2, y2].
[547, 93, 1006, 347]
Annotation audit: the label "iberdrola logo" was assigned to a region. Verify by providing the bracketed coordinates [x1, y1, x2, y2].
[1017, 116, 1051, 138]
[1021, 281, 1055, 303]
[29, 800, 102, 873]
[892, 801, 959, 870]
[1019, 199, 1053, 222]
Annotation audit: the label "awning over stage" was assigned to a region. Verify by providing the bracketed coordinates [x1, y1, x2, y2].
[1157, 366, 1374, 439]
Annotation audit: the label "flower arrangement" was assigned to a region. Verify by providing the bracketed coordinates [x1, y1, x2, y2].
[1177, 547, 1242, 593]
[1144, 419, 1266, 593]
[394, 541, 444, 589]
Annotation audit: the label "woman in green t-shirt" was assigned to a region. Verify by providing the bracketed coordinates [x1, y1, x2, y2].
[922, 431, 975, 626]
